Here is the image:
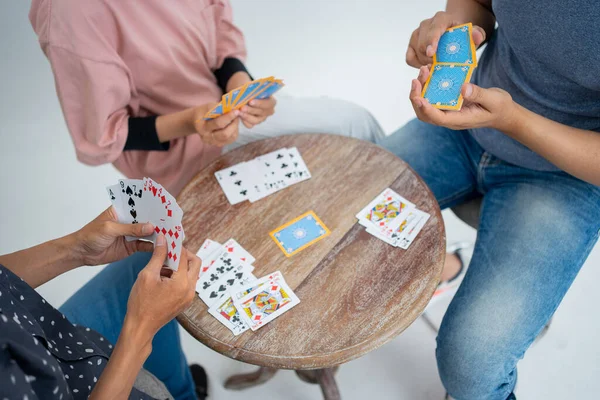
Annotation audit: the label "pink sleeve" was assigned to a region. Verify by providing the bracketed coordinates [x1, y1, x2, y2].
[215, 0, 247, 65]
[45, 45, 131, 166]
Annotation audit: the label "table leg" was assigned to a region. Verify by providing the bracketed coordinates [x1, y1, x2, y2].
[224, 367, 278, 390]
[296, 368, 341, 400]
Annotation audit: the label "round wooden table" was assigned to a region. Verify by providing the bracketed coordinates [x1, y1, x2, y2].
[177, 134, 445, 399]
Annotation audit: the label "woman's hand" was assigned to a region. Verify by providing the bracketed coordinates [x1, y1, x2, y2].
[409, 66, 517, 131]
[406, 11, 486, 68]
[239, 97, 276, 129]
[74, 206, 155, 267]
[126, 236, 201, 338]
[193, 106, 240, 147]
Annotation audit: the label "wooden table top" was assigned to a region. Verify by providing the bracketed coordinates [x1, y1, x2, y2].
[177, 134, 445, 370]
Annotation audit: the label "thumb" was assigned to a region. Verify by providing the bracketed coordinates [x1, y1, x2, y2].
[472, 26, 486, 47]
[145, 234, 168, 273]
[462, 83, 493, 107]
[108, 221, 154, 238]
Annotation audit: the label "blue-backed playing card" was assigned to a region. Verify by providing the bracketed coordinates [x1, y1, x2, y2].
[256, 81, 283, 100]
[422, 64, 474, 110]
[435, 23, 477, 66]
[269, 210, 330, 257]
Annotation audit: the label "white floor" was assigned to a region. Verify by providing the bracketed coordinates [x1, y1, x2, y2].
[1, 1, 599, 399]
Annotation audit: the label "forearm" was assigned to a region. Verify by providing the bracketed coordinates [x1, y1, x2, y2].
[505, 104, 600, 186]
[446, 0, 496, 39]
[90, 317, 153, 400]
[156, 107, 201, 143]
[0, 234, 81, 288]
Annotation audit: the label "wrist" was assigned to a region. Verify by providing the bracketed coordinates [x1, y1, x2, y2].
[494, 100, 524, 134]
[226, 71, 251, 92]
[121, 314, 153, 356]
[55, 233, 84, 271]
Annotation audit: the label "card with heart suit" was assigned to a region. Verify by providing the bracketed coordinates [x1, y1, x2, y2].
[357, 188, 430, 249]
[270, 211, 330, 257]
[195, 238, 300, 335]
[207, 270, 285, 335]
[106, 178, 184, 270]
[215, 147, 311, 205]
[356, 188, 415, 239]
[232, 275, 300, 331]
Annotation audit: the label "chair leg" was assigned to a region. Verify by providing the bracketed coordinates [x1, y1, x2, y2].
[421, 311, 439, 334]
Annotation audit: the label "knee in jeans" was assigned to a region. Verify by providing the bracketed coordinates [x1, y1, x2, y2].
[436, 327, 515, 400]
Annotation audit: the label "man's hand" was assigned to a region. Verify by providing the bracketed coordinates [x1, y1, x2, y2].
[74, 206, 154, 267]
[126, 238, 201, 339]
[409, 66, 517, 131]
[406, 11, 486, 68]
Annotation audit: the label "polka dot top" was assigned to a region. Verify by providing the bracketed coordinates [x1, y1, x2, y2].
[0, 265, 157, 399]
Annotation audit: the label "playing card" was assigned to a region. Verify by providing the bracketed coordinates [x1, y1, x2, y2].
[248, 149, 290, 202]
[285, 147, 311, 184]
[356, 188, 415, 238]
[197, 239, 222, 272]
[233, 276, 300, 331]
[197, 247, 254, 294]
[106, 184, 129, 222]
[215, 162, 260, 205]
[198, 259, 255, 307]
[107, 178, 184, 270]
[208, 295, 250, 335]
[203, 102, 224, 120]
[232, 78, 271, 109]
[396, 210, 431, 249]
[434, 23, 477, 66]
[118, 179, 145, 225]
[270, 210, 330, 257]
[231, 271, 283, 300]
[220, 238, 256, 265]
[422, 63, 474, 111]
[255, 80, 284, 100]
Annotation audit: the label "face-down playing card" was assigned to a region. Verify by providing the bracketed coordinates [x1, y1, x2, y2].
[434, 23, 477, 66]
[421, 64, 474, 110]
[270, 211, 330, 257]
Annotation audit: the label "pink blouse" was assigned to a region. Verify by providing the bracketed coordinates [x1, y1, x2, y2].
[30, 0, 246, 195]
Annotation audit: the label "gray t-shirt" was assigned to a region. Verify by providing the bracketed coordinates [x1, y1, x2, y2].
[470, 0, 600, 171]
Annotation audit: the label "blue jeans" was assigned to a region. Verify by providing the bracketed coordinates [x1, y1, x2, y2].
[378, 119, 600, 400]
[60, 252, 196, 400]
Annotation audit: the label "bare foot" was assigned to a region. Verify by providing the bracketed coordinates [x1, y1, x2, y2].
[441, 253, 462, 282]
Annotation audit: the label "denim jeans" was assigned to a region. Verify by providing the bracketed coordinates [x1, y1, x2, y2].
[378, 119, 600, 400]
[60, 252, 196, 400]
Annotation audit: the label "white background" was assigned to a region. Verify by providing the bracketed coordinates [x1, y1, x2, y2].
[1, 1, 599, 399]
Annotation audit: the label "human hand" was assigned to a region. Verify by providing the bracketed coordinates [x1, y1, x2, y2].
[74, 206, 154, 267]
[406, 12, 486, 68]
[239, 97, 276, 129]
[409, 66, 517, 131]
[126, 236, 201, 339]
[193, 106, 240, 147]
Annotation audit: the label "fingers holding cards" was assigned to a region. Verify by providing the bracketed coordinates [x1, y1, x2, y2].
[106, 177, 185, 270]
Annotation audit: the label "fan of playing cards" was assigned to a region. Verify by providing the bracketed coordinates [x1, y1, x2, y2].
[421, 23, 478, 110]
[215, 147, 311, 204]
[197, 239, 300, 335]
[106, 178, 185, 270]
[203, 76, 284, 120]
[357, 188, 431, 249]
